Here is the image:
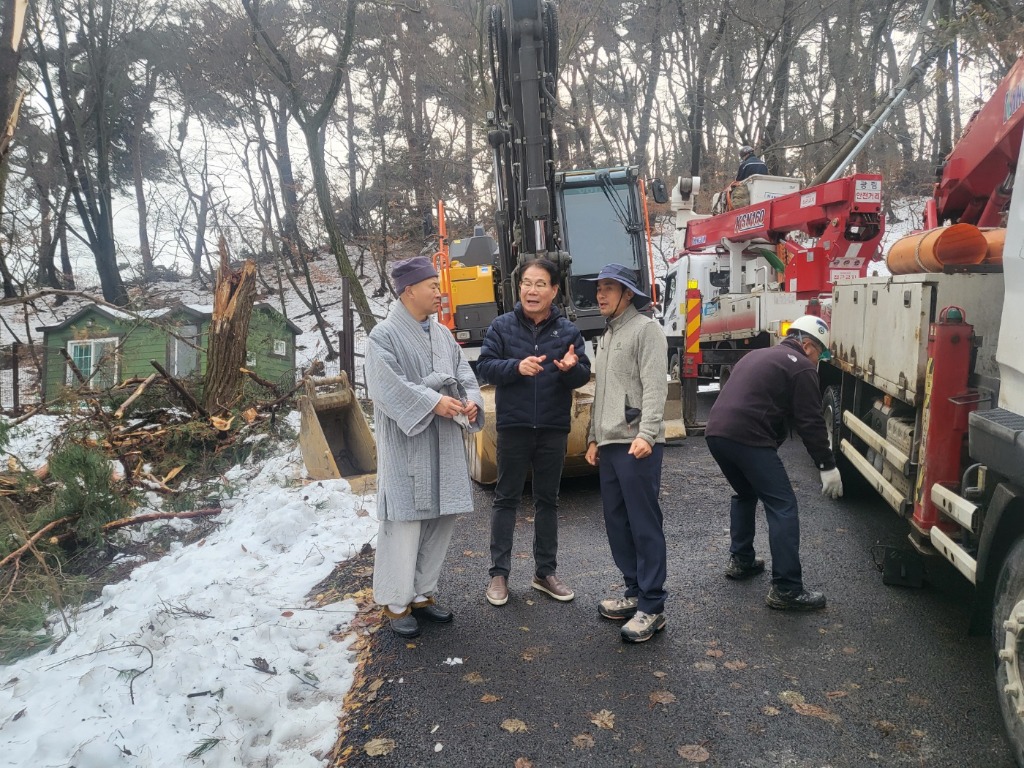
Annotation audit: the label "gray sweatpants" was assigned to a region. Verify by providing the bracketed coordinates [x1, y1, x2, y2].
[372, 515, 458, 609]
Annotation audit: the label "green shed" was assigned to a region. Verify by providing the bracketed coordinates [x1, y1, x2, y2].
[37, 302, 301, 401]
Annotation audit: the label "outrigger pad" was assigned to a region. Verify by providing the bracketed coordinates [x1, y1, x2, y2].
[874, 545, 926, 588]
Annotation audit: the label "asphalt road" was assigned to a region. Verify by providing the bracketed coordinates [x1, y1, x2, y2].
[345, 391, 1012, 768]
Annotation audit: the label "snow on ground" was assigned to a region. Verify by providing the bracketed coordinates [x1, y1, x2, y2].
[0, 411, 380, 768]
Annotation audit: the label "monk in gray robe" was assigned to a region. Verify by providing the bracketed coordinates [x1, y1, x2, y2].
[364, 256, 484, 638]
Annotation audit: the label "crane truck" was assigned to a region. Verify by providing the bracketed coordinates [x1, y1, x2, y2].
[437, 0, 677, 483]
[662, 166, 885, 386]
[820, 55, 1024, 762]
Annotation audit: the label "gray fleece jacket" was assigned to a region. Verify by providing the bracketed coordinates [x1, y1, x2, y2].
[587, 304, 668, 447]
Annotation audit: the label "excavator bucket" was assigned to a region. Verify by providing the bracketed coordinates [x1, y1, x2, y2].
[464, 377, 685, 485]
[298, 373, 377, 493]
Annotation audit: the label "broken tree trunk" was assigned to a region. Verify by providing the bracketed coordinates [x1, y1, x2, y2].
[203, 238, 257, 415]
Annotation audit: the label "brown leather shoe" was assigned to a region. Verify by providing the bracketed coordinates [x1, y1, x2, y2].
[486, 575, 509, 606]
[532, 573, 575, 602]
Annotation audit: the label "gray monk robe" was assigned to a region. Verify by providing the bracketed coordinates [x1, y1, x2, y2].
[364, 300, 483, 612]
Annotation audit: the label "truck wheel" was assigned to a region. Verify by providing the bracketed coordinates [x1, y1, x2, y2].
[822, 386, 842, 457]
[668, 352, 680, 382]
[822, 384, 863, 496]
[993, 536, 1024, 766]
[719, 365, 732, 389]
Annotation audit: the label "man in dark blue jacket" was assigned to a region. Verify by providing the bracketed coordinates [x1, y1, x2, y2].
[736, 146, 769, 181]
[705, 315, 842, 611]
[476, 259, 591, 607]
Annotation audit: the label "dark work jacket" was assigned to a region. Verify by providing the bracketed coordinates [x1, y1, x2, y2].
[736, 155, 769, 181]
[705, 337, 835, 470]
[476, 303, 591, 432]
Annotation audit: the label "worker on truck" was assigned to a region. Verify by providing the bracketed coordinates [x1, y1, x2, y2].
[736, 145, 768, 181]
[704, 315, 843, 611]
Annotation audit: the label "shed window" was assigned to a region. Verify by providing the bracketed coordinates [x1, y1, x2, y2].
[66, 337, 119, 390]
[273, 339, 287, 357]
[170, 325, 199, 377]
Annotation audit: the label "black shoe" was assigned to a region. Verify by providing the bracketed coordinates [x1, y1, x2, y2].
[411, 604, 454, 623]
[766, 586, 826, 611]
[725, 556, 765, 580]
[389, 614, 422, 637]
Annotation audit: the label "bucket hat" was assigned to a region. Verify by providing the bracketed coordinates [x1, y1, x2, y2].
[584, 263, 650, 309]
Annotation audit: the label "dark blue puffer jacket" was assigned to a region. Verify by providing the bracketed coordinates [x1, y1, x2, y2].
[476, 304, 591, 432]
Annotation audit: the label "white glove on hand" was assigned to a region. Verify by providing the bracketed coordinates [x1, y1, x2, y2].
[820, 467, 844, 499]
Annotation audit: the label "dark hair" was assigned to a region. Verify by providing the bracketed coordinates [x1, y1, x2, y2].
[520, 258, 559, 285]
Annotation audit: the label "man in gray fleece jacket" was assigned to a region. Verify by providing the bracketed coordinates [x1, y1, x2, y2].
[584, 263, 669, 643]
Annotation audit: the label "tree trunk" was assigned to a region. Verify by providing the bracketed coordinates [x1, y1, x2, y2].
[132, 67, 158, 277]
[192, 188, 209, 278]
[685, 7, 727, 177]
[270, 99, 306, 270]
[762, 0, 795, 174]
[631, 0, 663, 173]
[343, 72, 364, 238]
[203, 239, 257, 415]
[303, 122, 376, 331]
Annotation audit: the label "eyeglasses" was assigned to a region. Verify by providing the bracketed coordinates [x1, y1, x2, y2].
[519, 280, 551, 290]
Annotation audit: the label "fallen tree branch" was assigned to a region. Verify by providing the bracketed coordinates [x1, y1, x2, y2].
[256, 375, 308, 412]
[150, 360, 208, 418]
[114, 373, 158, 419]
[0, 516, 75, 570]
[240, 367, 280, 394]
[47, 508, 223, 544]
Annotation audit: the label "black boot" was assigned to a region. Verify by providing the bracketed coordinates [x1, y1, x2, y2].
[766, 586, 826, 611]
[725, 556, 765, 580]
[412, 604, 454, 623]
[389, 614, 422, 637]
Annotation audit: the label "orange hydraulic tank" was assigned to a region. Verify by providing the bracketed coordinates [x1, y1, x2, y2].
[981, 227, 1006, 265]
[885, 223, 987, 274]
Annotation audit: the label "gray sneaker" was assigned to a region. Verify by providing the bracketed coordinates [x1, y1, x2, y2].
[598, 596, 638, 620]
[620, 610, 666, 643]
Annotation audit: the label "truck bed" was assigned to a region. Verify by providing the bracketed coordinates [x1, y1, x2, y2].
[830, 272, 1004, 406]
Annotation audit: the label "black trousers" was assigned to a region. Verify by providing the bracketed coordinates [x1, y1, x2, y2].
[489, 428, 568, 579]
[598, 442, 667, 615]
[706, 436, 803, 592]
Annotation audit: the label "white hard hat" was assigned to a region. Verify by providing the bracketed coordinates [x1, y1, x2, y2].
[787, 315, 830, 351]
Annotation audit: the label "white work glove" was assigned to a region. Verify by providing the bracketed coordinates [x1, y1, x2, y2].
[820, 467, 844, 500]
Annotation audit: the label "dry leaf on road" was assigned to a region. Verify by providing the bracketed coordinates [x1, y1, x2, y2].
[502, 718, 528, 733]
[779, 690, 805, 705]
[693, 661, 716, 672]
[649, 691, 677, 706]
[364, 738, 396, 756]
[762, 706, 781, 716]
[589, 709, 616, 730]
[724, 660, 747, 671]
[677, 744, 711, 762]
[705, 649, 723, 658]
[480, 693, 500, 703]
[793, 702, 840, 724]
[463, 672, 484, 684]
[572, 733, 595, 749]
[514, 758, 534, 768]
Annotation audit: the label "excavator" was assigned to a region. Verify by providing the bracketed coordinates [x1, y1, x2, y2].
[437, 0, 680, 484]
[295, 0, 679, 488]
